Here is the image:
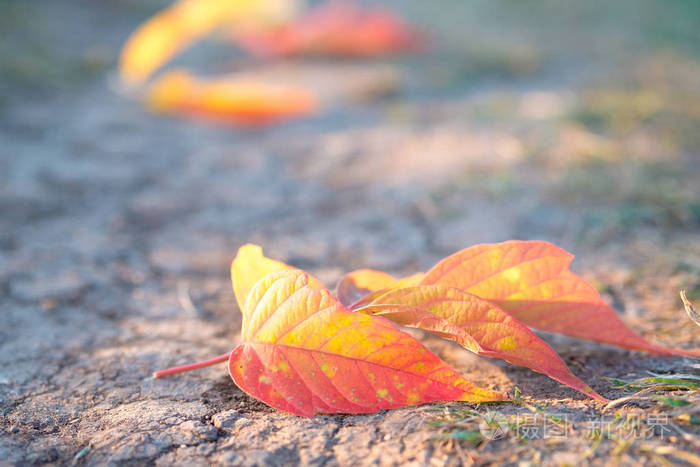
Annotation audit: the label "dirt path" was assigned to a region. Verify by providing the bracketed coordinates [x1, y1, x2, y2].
[1, 1, 699, 465]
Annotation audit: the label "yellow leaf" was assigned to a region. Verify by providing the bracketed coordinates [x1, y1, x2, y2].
[145, 70, 316, 125]
[231, 243, 324, 313]
[119, 0, 301, 87]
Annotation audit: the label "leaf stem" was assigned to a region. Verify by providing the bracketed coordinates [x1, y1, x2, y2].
[153, 352, 231, 379]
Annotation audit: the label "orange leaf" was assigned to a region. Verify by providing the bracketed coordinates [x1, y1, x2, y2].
[355, 286, 606, 401]
[336, 269, 424, 308]
[119, 0, 299, 87]
[228, 271, 505, 416]
[231, 243, 324, 312]
[145, 70, 317, 126]
[420, 240, 698, 356]
[230, 0, 424, 58]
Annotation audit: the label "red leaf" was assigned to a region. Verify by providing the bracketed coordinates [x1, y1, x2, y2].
[229, 270, 505, 416]
[230, 0, 424, 58]
[420, 240, 698, 356]
[354, 285, 606, 401]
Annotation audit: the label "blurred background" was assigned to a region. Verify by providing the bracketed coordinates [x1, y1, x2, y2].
[2, 0, 699, 313]
[2, 0, 698, 286]
[2, 1, 699, 463]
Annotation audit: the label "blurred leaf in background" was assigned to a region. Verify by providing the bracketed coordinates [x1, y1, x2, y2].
[118, 0, 301, 87]
[145, 69, 317, 125]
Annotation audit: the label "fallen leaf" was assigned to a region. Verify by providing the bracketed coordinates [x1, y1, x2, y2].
[154, 241, 697, 412]
[354, 285, 606, 401]
[418, 240, 698, 356]
[230, 0, 424, 58]
[229, 270, 505, 416]
[145, 70, 317, 126]
[119, 0, 300, 87]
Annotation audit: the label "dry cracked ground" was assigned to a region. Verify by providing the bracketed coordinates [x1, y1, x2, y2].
[1, 1, 700, 465]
